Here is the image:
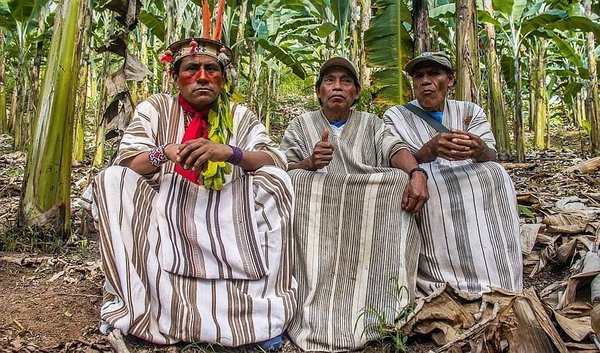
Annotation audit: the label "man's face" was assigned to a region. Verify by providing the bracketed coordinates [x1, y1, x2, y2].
[412, 63, 454, 112]
[175, 55, 224, 109]
[316, 66, 360, 113]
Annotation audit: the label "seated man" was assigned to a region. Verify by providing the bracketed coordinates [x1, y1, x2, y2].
[384, 51, 523, 294]
[279, 57, 428, 351]
[92, 37, 296, 349]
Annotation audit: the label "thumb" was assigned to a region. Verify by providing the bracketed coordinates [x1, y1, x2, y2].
[321, 129, 329, 142]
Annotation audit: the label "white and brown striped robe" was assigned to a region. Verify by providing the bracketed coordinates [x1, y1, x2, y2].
[384, 99, 523, 295]
[279, 110, 420, 352]
[92, 94, 297, 346]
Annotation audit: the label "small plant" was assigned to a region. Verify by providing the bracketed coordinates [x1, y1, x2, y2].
[354, 277, 414, 352]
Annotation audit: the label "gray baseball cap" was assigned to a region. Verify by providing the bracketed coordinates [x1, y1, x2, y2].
[405, 51, 454, 75]
[319, 56, 359, 83]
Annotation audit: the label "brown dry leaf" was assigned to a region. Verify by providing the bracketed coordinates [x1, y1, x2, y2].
[544, 212, 595, 234]
[591, 304, 600, 336]
[521, 223, 542, 255]
[405, 287, 476, 345]
[554, 310, 593, 341]
[560, 270, 600, 308]
[556, 238, 579, 263]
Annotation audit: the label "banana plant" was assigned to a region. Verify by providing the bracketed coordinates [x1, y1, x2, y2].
[20, 0, 88, 236]
[364, 0, 413, 106]
[479, 0, 600, 161]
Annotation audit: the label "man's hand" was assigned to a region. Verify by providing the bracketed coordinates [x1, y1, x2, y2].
[401, 171, 428, 213]
[307, 129, 334, 170]
[416, 129, 496, 163]
[176, 138, 233, 171]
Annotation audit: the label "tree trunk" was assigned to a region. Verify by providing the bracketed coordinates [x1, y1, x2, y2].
[533, 39, 548, 150]
[412, 0, 430, 54]
[140, 25, 149, 100]
[455, 0, 480, 103]
[233, 0, 249, 87]
[92, 16, 113, 168]
[20, 0, 87, 235]
[247, 39, 257, 112]
[0, 27, 5, 133]
[529, 52, 537, 133]
[585, 0, 600, 155]
[358, 0, 371, 88]
[482, 0, 510, 156]
[162, 0, 176, 92]
[73, 3, 91, 163]
[514, 50, 525, 162]
[26, 7, 48, 148]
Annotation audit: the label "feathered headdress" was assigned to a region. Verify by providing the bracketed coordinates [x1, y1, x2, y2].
[159, 0, 231, 68]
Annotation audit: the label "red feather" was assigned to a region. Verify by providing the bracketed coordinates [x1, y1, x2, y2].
[214, 0, 225, 40]
[202, 0, 211, 39]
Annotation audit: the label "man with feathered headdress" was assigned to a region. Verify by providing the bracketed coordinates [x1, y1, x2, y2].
[92, 2, 296, 349]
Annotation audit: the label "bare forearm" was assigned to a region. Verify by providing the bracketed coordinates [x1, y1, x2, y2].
[237, 150, 276, 171]
[390, 148, 420, 173]
[125, 152, 159, 175]
[287, 158, 315, 171]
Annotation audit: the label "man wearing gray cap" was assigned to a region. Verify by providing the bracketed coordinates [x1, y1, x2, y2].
[384, 51, 523, 295]
[279, 57, 428, 351]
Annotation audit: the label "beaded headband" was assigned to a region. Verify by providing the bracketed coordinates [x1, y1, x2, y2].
[159, 37, 232, 68]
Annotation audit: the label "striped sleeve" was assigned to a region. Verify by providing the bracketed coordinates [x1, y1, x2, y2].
[114, 100, 160, 166]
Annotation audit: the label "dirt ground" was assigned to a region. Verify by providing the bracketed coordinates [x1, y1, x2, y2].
[0, 128, 598, 352]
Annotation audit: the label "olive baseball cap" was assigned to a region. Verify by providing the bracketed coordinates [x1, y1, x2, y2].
[404, 51, 454, 75]
[319, 56, 359, 84]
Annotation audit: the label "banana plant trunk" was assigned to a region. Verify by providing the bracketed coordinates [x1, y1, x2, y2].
[358, 0, 371, 88]
[529, 52, 537, 133]
[455, 0, 480, 104]
[585, 0, 600, 155]
[26, 7, 48, 148]
[20, 0, 87, 235]
[247, 39, 257, 112]
[533, 39, 548, 150]
[482, 0, 510, 156]
[412, 0, 430, 54]
[0, 27, 5, 133]
[513, 51, 525, 162]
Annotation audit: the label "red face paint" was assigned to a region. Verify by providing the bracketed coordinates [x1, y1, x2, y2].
[176, 55, 224, 109]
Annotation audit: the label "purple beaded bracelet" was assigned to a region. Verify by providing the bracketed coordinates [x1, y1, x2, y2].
[227, 145, 244, 165]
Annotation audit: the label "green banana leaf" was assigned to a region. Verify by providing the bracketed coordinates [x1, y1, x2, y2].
[364, 0, 413, 105]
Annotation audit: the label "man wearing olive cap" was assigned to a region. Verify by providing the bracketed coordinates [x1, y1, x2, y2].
[279, 57, 428, 351]
[384, 51, 522, 295]
[92, 36, 296, 349]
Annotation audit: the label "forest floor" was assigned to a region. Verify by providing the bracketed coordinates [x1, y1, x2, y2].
[0, 101, 599, 352]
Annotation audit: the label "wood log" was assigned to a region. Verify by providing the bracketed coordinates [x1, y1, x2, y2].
[564, 157, 600, 174]
[107, 329, 130, 353]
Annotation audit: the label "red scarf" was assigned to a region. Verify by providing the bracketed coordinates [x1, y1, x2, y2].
[175, 94, 210, 184]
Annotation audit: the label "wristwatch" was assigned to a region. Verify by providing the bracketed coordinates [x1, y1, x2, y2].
[409, 167, 428, 179]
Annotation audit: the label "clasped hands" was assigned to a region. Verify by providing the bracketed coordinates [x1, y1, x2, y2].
[419, 129, 488, 163]
[164, 138, 233, 172]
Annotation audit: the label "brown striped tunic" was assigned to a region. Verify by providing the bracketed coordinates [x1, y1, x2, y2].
[384, 99, 523, 295]
[92, 94, 297, 346]
[279, 110, 420, 352]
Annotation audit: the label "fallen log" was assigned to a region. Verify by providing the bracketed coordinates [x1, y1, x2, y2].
[563, 157, 600, 174]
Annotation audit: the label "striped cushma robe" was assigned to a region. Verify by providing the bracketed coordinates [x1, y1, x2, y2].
[92, 94, 297, 346]
[279, 110, 420, 352]
[384, 99, 523, 295]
